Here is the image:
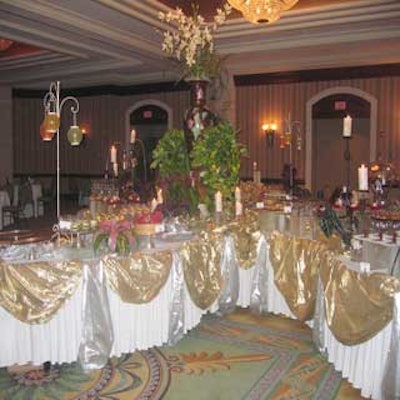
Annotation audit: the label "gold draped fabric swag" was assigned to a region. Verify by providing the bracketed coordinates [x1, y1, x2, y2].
[269, 231, 400, 345]
[1, 213, 399, 347]
[0, 260, 82, 324]
[320, 255, 400, 345]
[103, 251, 172, 304]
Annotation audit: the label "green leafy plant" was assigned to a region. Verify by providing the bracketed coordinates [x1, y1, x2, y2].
[318, 205, 351, 246]
[191, 121, 247, 207]
[151, 129, 198, 213]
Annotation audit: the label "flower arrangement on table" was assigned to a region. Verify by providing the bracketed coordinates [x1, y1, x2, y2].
[93, 219, 135, 255]
[158, 3, 231, 80]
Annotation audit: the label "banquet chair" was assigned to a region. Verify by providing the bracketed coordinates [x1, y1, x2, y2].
[2, 180, 34, 228]
[37, 177, 56, 215]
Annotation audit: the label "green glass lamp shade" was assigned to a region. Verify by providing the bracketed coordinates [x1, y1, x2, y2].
[67, 125, 83, 146]
[43, 112, 60, 133]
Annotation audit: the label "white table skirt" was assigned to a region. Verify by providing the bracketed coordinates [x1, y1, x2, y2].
[0, 239, 396, 400]
[324, 319, 392, 400]
[258, 243, 394, 400]
[0, 260, 221, 368]
[0, 281, 84, 367]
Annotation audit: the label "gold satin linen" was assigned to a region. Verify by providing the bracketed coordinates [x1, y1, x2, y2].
[103, 251, 172, 304]
[181, 231, 223, 310]
[320, 255, 400, 345]
[269, 233, 328, 321]
[227, 212, 262, 270]
[0, 260, 82, 324]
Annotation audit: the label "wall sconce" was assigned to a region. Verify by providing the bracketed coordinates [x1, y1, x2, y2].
[262, 123, 277, 147]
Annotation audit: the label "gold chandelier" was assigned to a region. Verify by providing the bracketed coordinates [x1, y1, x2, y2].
[227, 0, 299, 24]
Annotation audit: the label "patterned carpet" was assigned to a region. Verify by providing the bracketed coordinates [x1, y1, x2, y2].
[0, 309, 364, 400]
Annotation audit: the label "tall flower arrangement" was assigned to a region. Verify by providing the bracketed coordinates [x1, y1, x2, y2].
[158, 4, 231, 80]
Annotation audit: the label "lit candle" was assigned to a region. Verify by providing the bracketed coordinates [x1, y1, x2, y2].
[358, 164, 369, 191]
[215, 191, 223, 213]
[112, 162, 118, 178]
[253, 161, 257, 171]
[343, 115, 352, 137]
[235, 186, 241, 202]
[157, 188, 163, 204]
[235, 201, 243, 217]
[130, 129, 136, 144]
[151, 197, 158, 212]
[110, 145, 117, 163]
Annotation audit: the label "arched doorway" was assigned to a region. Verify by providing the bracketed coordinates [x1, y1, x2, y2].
[124, 100, 172, 196]
[305, 87, 377, 193]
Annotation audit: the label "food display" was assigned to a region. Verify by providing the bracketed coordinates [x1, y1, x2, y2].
[134, 210, 163, 236]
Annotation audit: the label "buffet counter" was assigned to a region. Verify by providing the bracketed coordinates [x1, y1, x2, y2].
[0, 211, 399, 399]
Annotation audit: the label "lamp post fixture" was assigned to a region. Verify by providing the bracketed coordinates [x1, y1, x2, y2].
[41, 81, 83, 234]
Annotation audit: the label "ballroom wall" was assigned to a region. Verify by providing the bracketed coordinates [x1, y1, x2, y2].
[0, 86, 13, 185]
[12, 72, 400, 188]
[235, 75, 400, 182]
[13, 90, 190, 178]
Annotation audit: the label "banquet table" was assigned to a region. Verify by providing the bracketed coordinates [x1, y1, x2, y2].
[0, 210, 399, 400]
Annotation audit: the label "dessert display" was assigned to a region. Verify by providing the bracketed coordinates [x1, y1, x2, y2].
[134, 210, 163, 236]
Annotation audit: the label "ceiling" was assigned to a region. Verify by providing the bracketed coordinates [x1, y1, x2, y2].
[0, 0, 399, 90]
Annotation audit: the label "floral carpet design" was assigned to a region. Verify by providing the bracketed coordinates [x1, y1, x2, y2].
[0, 309, 363, 400]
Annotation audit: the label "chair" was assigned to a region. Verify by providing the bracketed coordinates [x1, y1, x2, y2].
[2, 180, 34, 228]
[37, 177, 56, 215]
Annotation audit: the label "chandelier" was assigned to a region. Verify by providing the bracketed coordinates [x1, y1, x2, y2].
[227, 0, 298, 24]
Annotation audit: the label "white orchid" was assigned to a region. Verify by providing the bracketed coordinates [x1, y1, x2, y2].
[158, 4, 231, 79]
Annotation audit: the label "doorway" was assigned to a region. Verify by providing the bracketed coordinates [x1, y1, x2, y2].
[124, 100, 172, 199]
[305, 87, 377, 194]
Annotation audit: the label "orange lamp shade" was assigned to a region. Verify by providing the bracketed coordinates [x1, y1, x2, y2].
[43, 112, 60, 133]
[40, 122, 55, 141]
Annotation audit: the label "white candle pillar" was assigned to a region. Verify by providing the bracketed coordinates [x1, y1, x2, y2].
[110, 145, 117, 163]
[130, 129, 136, 144]
[112, 162, 118, 178]
[157, 188, 163, 204]
[358, 164, 369, 191]
[235, 186, 241, 202]
[215, 191, 223, 213]
[235, 201, 243, 216]
[343, 115, 352, 137]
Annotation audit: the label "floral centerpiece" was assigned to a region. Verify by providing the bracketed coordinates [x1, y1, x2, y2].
[158, 4, 231, 80]
[93, 219, 134, 255]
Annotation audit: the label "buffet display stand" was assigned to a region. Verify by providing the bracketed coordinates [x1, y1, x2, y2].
[0, 210, 399, 399]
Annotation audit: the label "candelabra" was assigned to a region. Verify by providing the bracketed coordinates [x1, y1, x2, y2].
[40, 81, 83, 237]
[343, 137, 351, 191]
[281, 113, 302, 195]
[129, 130, 147, 185]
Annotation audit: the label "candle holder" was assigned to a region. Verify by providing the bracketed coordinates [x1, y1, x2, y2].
[343, 136, 352, 191]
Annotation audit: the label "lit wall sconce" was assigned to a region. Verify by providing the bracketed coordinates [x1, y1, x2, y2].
[262, 123, 277, 147]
